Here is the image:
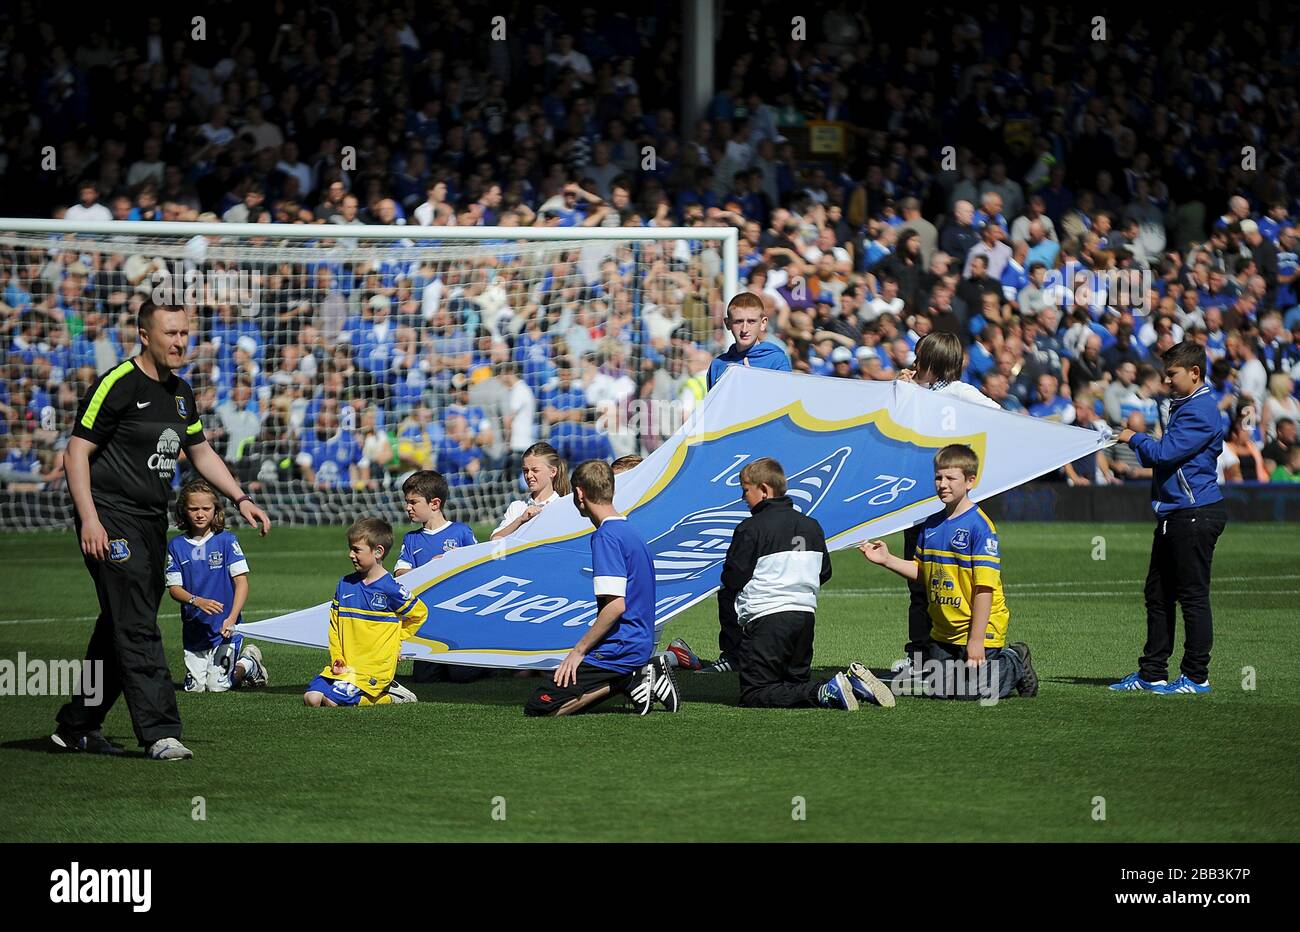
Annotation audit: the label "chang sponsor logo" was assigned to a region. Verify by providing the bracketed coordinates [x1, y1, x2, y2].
[147, 428, 181, 477]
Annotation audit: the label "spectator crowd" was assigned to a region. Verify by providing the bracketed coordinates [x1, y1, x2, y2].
[3, 3, 1300, 510]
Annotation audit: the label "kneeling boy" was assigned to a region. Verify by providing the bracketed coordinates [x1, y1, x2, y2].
[859, 444, 1038, 701]
[722, 457, 893, 711]
[525, 460, 678, 716]
[304, 518, 429, 707]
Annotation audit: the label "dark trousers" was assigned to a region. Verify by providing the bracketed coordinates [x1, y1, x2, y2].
[718, 592, 742, 661]
[1140, 502, 1227, 684]
[902, 525, 930, 656]
[738, 611, 822, 708]
[57, 509, 183, 748]
[917, 640, 1024, 701]
[410, 660, 489, 684]
[523, 661, 634, 716]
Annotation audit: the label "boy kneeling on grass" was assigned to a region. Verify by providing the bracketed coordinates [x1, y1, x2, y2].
[304, 518, 428, 707]
[720, 457, 894, 711]
[859, 444, 1038, 703]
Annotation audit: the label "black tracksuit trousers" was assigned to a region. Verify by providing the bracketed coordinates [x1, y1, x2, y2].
[1139, 502, 1227, 684]
[57, 509, 183, 748]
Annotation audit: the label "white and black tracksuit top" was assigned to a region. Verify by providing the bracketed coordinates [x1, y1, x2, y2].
[718, 496, 833, 628]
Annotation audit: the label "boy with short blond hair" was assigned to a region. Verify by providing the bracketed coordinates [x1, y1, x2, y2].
[304, 518, 429, 707]
[860, 444, 1038, 701]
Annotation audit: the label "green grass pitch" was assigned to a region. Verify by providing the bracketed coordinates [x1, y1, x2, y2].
[1, 521, 1297, 842]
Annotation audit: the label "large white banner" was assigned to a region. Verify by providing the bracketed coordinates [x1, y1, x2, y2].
[240, 367, 1110, 668]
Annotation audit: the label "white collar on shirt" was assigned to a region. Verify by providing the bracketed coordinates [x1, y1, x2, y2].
[421, 520, 452, 535]
[529, 490, 560, 506]
[599, 514, 627, 525]
[183, 530, 215, 546]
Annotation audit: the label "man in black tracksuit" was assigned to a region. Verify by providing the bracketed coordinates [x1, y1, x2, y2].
[54, 303, 270, 759]
[718, 457, 893, 710]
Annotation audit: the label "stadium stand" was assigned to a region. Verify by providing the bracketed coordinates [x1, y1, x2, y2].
[2, 3, 1300, 526]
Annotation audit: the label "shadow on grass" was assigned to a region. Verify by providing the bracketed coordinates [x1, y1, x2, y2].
[1043, 675, 1120, 687]
[221, 665, 890, 709]
[0, 737, 148, 758]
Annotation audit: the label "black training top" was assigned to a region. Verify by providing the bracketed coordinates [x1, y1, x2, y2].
[71, 357, 206, 519]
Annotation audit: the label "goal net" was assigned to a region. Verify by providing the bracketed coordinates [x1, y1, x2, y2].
[0, 220, 737, 531]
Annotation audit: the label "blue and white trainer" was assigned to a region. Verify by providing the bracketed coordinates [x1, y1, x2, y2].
[1154, 675, 1211, 695]
[1108, 672, 1166, 692]
[818, 672, 860, 711]
[847, 662, 896, 708]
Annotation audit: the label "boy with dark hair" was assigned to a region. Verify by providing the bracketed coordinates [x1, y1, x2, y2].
[394, 470, 477, 576]
[395, 470, 479, 683]
[861, 445, 1038, 702]
[720, 457, 894, 711]
[304, 518, 427, 707]
[524, 460, 678, 716]
[1111, 341, 1227, 694]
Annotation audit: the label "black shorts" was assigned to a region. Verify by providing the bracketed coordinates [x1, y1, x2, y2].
[523, 662, 635, 716]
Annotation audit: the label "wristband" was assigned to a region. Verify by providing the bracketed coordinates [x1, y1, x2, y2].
[234, 495, 253, 508]
[188, 595, 197, 606]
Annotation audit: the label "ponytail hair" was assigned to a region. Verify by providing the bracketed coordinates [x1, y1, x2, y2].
[522, 441, 570, 497]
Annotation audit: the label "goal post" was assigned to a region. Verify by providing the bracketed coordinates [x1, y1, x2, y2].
[0, 218, 739, 531]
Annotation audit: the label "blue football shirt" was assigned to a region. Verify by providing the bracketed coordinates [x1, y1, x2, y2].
[395, 521, 478, 572]
[585, 516, 656, 674]
[165, 530, 250, 651]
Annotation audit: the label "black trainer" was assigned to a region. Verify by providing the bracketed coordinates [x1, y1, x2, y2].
[627, 663, 655, 716]
[51, 727, 125, 755]
[1009, 642, 1038, 698]
[651, 655, 682, 712]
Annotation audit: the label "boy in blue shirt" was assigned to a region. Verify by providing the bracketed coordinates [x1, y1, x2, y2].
[524, 460, 679, 716]
[394, 470, 477, 575]
[304, 518, 428, 707]
[1111, 342, 1227, 695]
[707, 292, 792, 389]
[165, 480, 267, 692]
[394, 470, 479, 684]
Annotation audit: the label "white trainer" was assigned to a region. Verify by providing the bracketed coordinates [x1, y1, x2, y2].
[147, 738, 194, 761]
[387, 680, 418, 703]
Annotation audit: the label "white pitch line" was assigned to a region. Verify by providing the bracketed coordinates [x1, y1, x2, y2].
[823, 589, 1299, 598]
[0, 609, 303, 626]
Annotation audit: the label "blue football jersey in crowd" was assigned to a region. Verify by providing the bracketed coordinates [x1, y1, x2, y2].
[395, 521, 478, 572]
[586, 516, 656, 674]
[165, 529, 250, 651]
[298, 431, 363, 488]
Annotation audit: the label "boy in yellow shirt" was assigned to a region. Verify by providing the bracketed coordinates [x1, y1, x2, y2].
[304, 518, 428, 707]
[859, 444, 1038, 702]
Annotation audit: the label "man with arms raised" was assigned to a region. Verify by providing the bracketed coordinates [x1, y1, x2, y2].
[53, 302, 271, 760]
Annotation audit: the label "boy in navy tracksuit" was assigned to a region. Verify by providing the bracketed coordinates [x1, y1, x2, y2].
[1112, 342, 1227, 694]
